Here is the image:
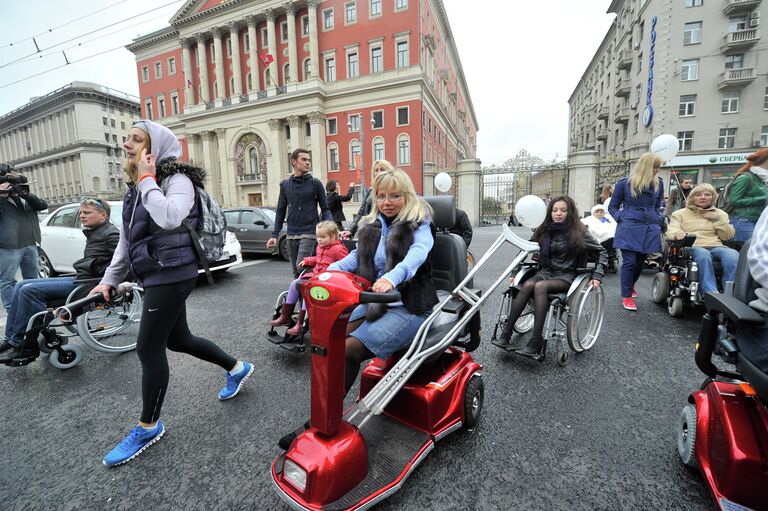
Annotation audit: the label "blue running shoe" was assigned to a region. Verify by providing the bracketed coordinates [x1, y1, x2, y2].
[219, 361, 254, 400]
[103, 421, 165, 467]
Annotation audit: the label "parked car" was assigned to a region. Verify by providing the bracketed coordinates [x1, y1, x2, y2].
[223, 207, 289, 260]
[38, 201, 242, 278]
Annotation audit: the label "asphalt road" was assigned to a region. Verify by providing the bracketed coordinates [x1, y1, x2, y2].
[0, 225, 713, 510]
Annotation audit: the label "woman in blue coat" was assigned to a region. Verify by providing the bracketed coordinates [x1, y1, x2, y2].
[609, 153, 664, 311]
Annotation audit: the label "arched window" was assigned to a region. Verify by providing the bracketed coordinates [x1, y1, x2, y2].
[303, 58, 312, 81]
[327, 142, 339, 171]
[283, 63, 291, 83]
[249, 148, 259, 176]
[397, 134, 410, 165]
[372, 136, 385, 163]
[350, 140, 361, 169]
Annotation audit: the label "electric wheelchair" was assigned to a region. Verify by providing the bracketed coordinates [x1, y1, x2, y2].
[491, 250, 606, 366]
[676, 240, 768, 509]
[651, 235, 724, 317]
[6, 280, 142, 369]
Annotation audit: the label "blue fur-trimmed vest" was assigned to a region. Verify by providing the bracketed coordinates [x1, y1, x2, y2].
[356, 218, 438, 321]
[122, 161, 203, 287]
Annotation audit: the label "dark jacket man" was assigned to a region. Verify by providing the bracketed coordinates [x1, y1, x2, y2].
[272, 173, 332, 237]
[73, 220, 120, 283]
[0, 189, 47, 249]
[449, 208, 473, 248]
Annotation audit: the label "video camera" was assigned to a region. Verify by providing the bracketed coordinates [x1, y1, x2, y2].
[0, 163, 29, 194]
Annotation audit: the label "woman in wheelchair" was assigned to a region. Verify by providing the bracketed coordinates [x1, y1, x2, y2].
[278, 168, 437, 449]
[495, 196, 607, 361]
[581, 204, 617, 271]
[666, 183, 738, 299]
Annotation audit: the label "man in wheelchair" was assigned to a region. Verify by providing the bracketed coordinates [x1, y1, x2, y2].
[665, 184, 738, 303]
[0, 198, 119, 364]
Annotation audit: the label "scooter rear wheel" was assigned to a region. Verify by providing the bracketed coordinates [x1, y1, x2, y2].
[677, 404, 698, 468]
[462, 375, 484, 430]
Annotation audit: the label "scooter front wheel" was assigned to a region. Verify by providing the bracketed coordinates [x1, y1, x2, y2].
[677, 404, 698, 468]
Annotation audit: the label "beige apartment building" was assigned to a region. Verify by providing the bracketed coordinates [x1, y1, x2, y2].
[568, 0, 767, 212]
[0, 82, 141, 205]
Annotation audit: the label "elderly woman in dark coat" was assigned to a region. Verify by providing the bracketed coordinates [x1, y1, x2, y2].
[609, 152, 665, 311]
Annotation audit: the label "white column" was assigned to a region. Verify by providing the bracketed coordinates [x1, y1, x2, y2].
[186, 133, 199, 166]
[287, 115, 302, 151]
[246, 16, 259, 92]
[215, 128, 233, 207]
[212, 27, 226, 100]
[201, 132, 221, 202]
[196, 33, 211, 103]
[308, 111, 327, 183]
[181, 38, 195, 107]
[307, 0, 320, 80]
[285, 2, 298, 83]
[57, 113, 68, 146]
[66, 109, 76, 143]
[265, 9, 278, 87]
[45, 117, 55, 150]
[456, 159, 482, 226]
[267, 118, 285, 204]
[228, 22, 243, 97]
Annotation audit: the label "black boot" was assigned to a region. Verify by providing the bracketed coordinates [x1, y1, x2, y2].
[491, 328, 514, 350]
[514, 335, 546, 362]
[1, 342, 40, 366]
[278, 420, 311, 450]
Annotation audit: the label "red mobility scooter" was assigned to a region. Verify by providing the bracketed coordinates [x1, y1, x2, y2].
[677, 239, 768, 511]
[271, 197, 539, 510]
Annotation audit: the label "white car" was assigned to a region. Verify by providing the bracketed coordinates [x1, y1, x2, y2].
[38, 201, 242, 278]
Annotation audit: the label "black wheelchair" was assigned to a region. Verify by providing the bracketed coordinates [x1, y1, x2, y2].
[491, 252, 605, 366]
[651, 235, 724, 317]
[6, 281, 142, 369]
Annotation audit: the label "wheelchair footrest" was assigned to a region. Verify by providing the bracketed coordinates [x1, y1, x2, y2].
[278, 339, 308, 353]
[266, 330, 288, 345]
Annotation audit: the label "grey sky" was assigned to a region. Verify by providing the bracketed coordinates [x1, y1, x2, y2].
[0, 0, 615, 165]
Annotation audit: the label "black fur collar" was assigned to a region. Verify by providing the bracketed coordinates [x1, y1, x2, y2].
[155, 159, 207, 189]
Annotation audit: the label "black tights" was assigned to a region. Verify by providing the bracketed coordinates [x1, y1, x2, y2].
[343, 319, 374, 396]
[136, 279, 237, 423]
[503, 277, 569, 339]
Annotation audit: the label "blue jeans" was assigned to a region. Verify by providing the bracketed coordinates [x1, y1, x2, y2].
[731, 217, 756, 242]
[691, 246, 739, 295]
[4, 277, 76, 347]
[348, 304, 431, 359]
[0, 246, 39, 311]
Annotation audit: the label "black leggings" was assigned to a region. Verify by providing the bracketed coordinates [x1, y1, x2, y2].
[503, 276, 570, 339]
[136, 278, 237, 423]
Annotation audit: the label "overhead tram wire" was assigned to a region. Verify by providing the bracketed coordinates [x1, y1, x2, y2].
[0, 0, 185, 69]
[0, 0, 131, 50]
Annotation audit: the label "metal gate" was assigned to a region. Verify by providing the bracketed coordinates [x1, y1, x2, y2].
[480, 171, 522, 225]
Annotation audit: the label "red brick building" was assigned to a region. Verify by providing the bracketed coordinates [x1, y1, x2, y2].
[128, 0, 478, 212]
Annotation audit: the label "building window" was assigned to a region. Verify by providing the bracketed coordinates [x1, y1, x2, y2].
[302, 15, 309, 36]
[396, 0, 408, 10]
[285, 124, 291, 140]
[142, 66, 149, 82]
[718, 128, 737, 149]
[371, 46, 383, 73]
[168, 57, 176, 75]
[210, 44, 216, 62]
[226, 38, 232, 57]
[721, 91, 740, 113]
[397, 135, 410, 165]
[764, 87, 768, 110]
[261, 27, 268, 47]
[760, 126, 768, 147]
[372, 110, 383, 129]
[158, 97, 166, 117]
[171, 93, 179, 115]
[154, 62, 162, 79]
[725, 53, 744, 70]
[345, 2, 357, 23]
[677, 131, 694, 151]
[396, 40, 409, 68]
[102, 116, 108, 126]
[683, 22, 702, 45]
[281, 21, 288, 42]
[347, 52, 358, 78]
[327, 118, 337, 135]
[247, 73, 252, 90]
[396, 106, 409, 126]
[328, 144, 339, 171]
[303, 59, 312, 80]
[325, 57, 336, 81]
[348, 114, 361, 132]
[323, 9, 334, 30]
[284, 63, 290, 83]
[685, 0, 702, 6]
[681, 59, 699, 81]
[373, 138, 384, 161]
[244, 33, 250, 52]
[350, 140, 361, 169]
[145, 100, 153, 120]
[370, 0, 382, 17]
[121, 121, 126, 129]
[679, 94, 696, 116]
[728, 15, 747, 32]
[305, 122, 311, 137]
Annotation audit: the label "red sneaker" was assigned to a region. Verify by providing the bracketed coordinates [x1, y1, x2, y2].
[623, 297, 637, 311]
[631, 287, 638, 298]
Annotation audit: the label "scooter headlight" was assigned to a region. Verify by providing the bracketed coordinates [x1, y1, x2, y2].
[284, 459, 307, 492]
[670, 268, 679, 275]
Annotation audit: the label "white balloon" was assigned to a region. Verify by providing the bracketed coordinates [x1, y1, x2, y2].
[434, 172, 452, 193]
[650, 133, 679, 163]
[515, 195, 547, 229]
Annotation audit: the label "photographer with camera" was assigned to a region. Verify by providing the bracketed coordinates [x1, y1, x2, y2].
[0, 165, 48, 312]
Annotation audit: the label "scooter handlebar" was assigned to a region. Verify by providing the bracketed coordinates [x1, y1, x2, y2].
[359, 290, 401, 304]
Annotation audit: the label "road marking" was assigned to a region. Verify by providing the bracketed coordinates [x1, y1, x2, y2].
[231, 259, 274, 270]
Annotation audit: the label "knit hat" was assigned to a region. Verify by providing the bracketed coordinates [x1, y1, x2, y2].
[591, 204, 606, 214]
[132, 120, 181, 164]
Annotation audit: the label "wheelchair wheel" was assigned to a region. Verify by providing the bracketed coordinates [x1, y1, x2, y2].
[466, 249, 475, 272]
[66, 285, 141, 353]
[513, 300, 534, 334]
[651, 272, 670, 304]
[668, 297, 684, 318]
[566, 279, 605, 352]
[48, 344, 83, 370]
